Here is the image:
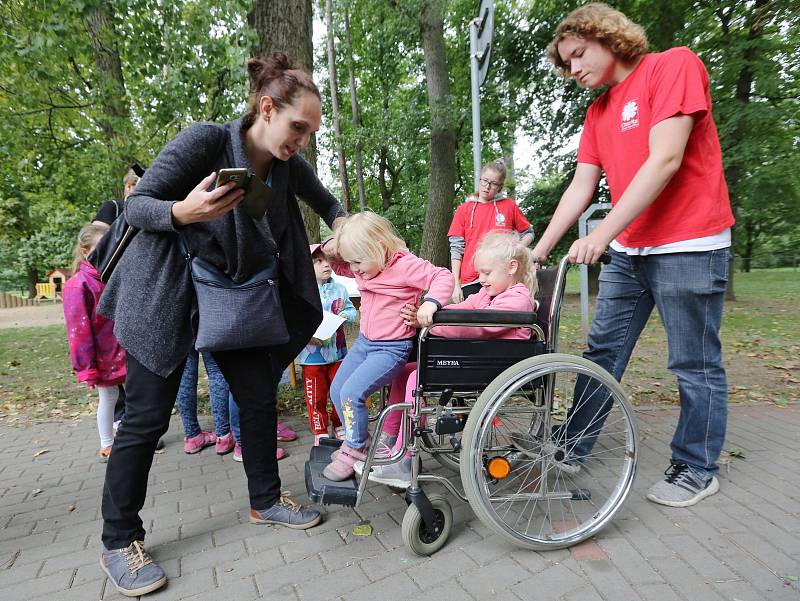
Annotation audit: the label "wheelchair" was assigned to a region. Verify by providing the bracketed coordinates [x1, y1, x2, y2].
[306, 255, 639, 556]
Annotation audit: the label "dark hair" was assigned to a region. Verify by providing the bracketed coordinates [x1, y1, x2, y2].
[242, 52, 321, 130]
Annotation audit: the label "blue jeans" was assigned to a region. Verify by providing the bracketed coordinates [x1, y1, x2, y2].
[330, 334, 413, 448]
[176, 350, 230, 438]
[564, 248, 729, 478]
[229, 392, 240, 442]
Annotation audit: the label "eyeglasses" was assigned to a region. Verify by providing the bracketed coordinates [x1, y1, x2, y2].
[479, 177, 501, 189]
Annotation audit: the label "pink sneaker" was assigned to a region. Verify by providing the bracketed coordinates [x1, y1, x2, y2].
[277, 421, 298, 442]
[216, 432, 235, 455]
[233, 442, 287, 461]
[323, 442, 369, 481]
[184, 431, 216, 454]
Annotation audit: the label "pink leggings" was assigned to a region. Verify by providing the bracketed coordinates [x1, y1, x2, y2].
[383, 362, 423, 450]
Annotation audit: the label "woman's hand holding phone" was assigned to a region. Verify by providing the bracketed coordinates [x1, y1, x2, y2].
[171, 172, 244, 226]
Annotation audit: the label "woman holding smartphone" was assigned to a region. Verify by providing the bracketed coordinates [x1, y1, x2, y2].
[96, 52, 346, 597]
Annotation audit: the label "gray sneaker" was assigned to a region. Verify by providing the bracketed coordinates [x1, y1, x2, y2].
[249, 491, 322, 529]
[646, 461, 720, 507]
[367, 456, 412, 488]
[100, 540, 167, 597]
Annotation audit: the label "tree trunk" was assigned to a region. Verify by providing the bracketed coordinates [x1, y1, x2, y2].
[26, 266, 38, 299]
[85, 0, 135, 187]
[718, 0, 768, 300]
[325, 0, 351, 212]
[499, 126, 516, 199]
[418, 0, 456, 267]
[344, 9, 366, 211]
[248, 0, 321, 242]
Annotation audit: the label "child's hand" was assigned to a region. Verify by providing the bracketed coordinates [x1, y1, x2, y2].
[320, 235, 339, 259]
[401, 303, 420, 327]
[415, 300, 438, 327]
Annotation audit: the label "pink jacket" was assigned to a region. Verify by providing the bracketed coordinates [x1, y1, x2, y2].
[331, 250, 454, 340]
[432, 283, 534, 340]
[62, 261, 126, 388]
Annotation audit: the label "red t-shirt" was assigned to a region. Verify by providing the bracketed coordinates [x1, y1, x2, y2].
[448, 198, 531, 284]
[577, 47, 734, 247]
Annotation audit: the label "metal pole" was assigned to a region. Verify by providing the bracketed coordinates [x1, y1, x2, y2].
[470, 19, 481, 191]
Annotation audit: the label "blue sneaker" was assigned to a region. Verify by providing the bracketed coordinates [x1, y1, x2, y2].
[100, 540, 167, 597]
[249, 491, 322, 529]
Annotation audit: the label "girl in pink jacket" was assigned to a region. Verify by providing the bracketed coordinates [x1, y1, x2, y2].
[359, 230, 538, 488]
[321, 212, 454, 480]
[63, 224, 126, 459]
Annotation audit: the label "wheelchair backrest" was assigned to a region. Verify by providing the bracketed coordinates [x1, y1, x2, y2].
[535, 266, 557, 346]
[417, 336, 545, 394]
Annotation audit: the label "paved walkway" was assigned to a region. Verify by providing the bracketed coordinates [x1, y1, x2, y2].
[1, 403, 798, 601]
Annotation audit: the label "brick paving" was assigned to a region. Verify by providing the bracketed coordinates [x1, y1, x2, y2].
[1, 402, 798, 601]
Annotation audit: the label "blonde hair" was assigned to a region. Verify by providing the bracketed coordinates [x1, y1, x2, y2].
[474, 230, 538, 299]
[122, 169, 140, 188]
[334, 211, 407, 271]
[72, 223, 109, 273]
[547, 3, 648, 76]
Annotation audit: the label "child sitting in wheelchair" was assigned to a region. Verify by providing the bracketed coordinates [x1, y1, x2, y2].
[320, 211, 454, 481]
[357, 230, 538, 488]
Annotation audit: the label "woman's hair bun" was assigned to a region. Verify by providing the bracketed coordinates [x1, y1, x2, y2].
[246, 57, 265, 81]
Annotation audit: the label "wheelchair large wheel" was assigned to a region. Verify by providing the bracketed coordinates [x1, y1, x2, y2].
[401, 493, 453, 556]
[460, 354, 638, 550]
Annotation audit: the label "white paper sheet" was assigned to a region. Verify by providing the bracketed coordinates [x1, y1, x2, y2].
[313, 311, 347, 340]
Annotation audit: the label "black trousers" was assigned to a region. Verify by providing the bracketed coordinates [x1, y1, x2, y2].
[461, 282, 482, 299]
[101, 348, 281, 549]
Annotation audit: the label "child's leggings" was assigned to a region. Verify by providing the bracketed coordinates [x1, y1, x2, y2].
[97, 385, 119, 448]
[302, 362, 343, 435]
[330, 334, 413, 449]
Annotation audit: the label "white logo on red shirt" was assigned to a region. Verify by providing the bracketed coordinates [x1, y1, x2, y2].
[621, 100, 640, 132]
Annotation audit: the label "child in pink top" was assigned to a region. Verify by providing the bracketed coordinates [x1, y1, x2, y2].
[360, 230, 538, 488]
[62, 224, 126, 459]
[321, 212, 454, 480]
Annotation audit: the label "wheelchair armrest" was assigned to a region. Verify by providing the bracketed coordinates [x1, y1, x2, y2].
[432, 309, 537, 326]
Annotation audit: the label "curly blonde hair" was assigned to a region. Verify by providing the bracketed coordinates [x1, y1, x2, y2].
[547, 3, 648, 76]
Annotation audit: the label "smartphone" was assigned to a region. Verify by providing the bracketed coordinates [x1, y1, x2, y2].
[216, 168, 249, 190]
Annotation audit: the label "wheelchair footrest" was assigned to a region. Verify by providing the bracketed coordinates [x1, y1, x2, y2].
[304, 437, 359, 507]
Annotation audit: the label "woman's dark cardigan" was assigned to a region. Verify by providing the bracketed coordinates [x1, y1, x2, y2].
[98, 119, 345, 378]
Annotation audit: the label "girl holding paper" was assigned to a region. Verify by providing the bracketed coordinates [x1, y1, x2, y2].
[298, 244, 358, 445]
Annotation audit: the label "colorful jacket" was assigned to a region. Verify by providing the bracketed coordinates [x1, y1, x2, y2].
[298, 279, 357, 365]
[431, 283, 534, 340]
[330, 250, 454, 341]
[62, 260, 126, 387]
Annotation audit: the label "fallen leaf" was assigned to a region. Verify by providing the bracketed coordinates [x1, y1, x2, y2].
[31, 489, 43, 497]
[352, 521, 373, 537]
[33, 449, 49, 458]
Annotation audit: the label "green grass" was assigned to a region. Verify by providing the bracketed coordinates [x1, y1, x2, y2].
[0, 268, 797, 425]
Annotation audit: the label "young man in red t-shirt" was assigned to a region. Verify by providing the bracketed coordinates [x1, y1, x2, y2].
[448, 160, 533, 301]
[532, 3, 733, 507]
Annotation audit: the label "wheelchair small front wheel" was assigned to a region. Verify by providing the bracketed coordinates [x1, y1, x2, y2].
[460, 354, 638, 550]
[401, 493, 453, 556]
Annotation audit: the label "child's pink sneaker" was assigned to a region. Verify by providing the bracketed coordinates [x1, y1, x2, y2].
[232, 442, 287, 461]
[216, 432, 235, 455]
[184, 431, 216, 454]
[276, 421, 298, 442]
[323, 442, 369, 481]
